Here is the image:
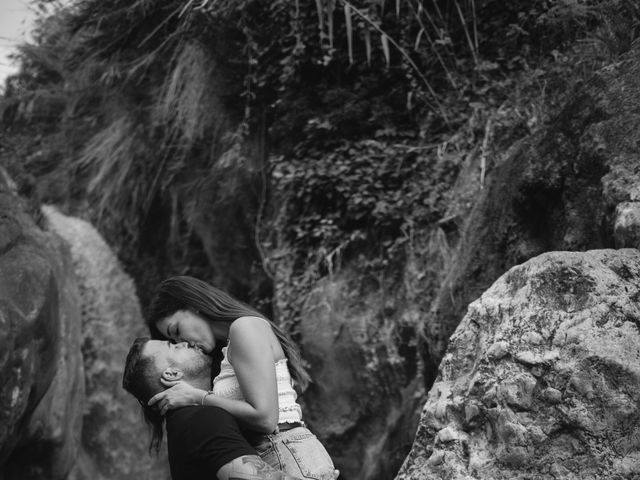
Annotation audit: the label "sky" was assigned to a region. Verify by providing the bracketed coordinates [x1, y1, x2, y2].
[0, 0, 37, 88]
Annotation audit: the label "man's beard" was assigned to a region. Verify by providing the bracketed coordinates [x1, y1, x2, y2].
[184, 350, 213, 379]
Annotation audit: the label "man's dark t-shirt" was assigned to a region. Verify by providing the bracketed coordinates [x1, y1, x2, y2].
[165, 406, 257, 480]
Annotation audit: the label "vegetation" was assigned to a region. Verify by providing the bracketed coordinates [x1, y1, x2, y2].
[1, 0, 639, 315]
[1, 2, 639, 478]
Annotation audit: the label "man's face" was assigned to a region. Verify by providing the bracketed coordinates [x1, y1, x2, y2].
[143, 340, 212, 378]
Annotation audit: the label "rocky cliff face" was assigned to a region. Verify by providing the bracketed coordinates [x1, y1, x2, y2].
[397, 248, 640, 480]
[0, 175, 170, 479]
[297, 43, 640, 480]
[43, 206, 170, 480]
[422, 46, 640, 380]
[395, 44, 640, 480]
[0, 173, 84, 479]
[295, 268, 425, 480]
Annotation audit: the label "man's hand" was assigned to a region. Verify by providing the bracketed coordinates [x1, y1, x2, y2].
[148, 381, 206, 415]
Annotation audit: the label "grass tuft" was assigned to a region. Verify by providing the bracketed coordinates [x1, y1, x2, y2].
[154, 43, 226, 147]
[76, 115, 151, 234]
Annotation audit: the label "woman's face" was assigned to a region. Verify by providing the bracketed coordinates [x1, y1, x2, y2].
[155, 310, 216, 353]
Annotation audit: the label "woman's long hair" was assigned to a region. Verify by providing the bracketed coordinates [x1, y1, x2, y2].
[147, 276, 310, 391]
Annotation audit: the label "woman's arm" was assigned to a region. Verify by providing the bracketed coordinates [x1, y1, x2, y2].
[224, 316, 280, 429]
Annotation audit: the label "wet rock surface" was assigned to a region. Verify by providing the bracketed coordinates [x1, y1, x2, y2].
[0, 177, 170, 479]
[43, 206, 170, 480]
[297, 270, 424, 480]
[397, 249, 640, 480]
[0, 173, 83, 479]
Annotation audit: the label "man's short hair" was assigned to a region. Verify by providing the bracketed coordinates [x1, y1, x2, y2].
[122, 337, 163, 404]
[122, 337, 165, 453]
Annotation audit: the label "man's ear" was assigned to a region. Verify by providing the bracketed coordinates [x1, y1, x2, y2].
[161, 367, 185, 382]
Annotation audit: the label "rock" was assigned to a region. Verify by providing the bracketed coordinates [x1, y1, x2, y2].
[43, 206, 170, 480]
[296, 270, 424, 480]
[497, 372, 536, 410]
[0, 171, 84, 480]
[542, 387, 562, 404]
[396, 249, 640, 480]
[614, 201, 640, 248]
[487, 341, 509, 360]
[189, 157, 272, 302]
[1, 179, 166, 480]
[513, 351, 544, 365]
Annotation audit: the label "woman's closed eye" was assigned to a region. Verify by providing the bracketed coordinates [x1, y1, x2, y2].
[166, 323, 180, 340]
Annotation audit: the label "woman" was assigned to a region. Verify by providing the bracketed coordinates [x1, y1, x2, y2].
[146, 276, 337, 480]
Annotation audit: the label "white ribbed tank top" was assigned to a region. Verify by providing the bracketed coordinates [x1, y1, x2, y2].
[212, 344, 303, 424]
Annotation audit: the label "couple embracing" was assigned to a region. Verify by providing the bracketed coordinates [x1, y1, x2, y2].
[122, 276, 338, 480]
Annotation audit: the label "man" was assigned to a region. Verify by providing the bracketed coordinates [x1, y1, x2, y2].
[122, 337, 301, 480]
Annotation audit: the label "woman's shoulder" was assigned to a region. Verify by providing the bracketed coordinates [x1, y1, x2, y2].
[228, 316, 272, 338]
[227, 316, 277, 361]
[228, 316, 286, 363]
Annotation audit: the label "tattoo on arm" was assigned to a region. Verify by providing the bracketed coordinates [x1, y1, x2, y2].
[225, 455, 300, 480]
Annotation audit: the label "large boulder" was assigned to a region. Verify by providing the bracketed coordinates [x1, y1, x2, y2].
[0, 172, 84, 479]
[43, 206, 170, 480]
[397, 249, 640, 480]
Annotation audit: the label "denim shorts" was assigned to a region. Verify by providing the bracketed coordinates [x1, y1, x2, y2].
[252, 426, 336, 480]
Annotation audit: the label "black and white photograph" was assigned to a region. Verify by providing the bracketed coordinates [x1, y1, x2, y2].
[1, 1, 640, 479]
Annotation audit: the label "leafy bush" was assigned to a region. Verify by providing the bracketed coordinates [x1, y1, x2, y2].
[272, 137, 461, 260]
[2, 0, 640, 313]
